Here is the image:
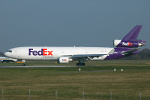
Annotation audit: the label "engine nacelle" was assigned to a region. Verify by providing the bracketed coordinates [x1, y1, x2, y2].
[58, 57, 72, 63]
[113, 40, 145, 48]
[113, 40, 121, 47]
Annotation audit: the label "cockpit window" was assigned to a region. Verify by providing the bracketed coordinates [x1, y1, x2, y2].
[8, 50, 12, 52]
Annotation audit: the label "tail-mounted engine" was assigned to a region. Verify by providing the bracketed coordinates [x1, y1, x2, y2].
[113, 40, 145, 48]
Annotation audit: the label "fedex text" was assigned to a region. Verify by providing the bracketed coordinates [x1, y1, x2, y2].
[29, 48, 53, 56]
[122, 42, 132, 46]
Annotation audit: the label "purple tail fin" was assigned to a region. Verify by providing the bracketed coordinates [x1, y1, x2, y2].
[114, 25, 145, 48]
[122, 25, 142, 41]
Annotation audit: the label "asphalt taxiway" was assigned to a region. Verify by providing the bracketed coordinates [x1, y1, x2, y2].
[0, 65, 76, 68]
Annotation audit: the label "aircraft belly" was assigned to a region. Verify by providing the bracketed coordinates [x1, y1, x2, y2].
[91, 55, 108, 60]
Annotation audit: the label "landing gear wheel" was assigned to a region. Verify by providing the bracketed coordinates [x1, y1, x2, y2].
[22, 63, 26, 66]
[76, 59, 86, 66]
[76, 63, 85, 66]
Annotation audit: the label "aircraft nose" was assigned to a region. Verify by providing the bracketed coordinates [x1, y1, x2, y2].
[5, 51, 13, 57]
[5, 52, 9, 57]
[5, 49, 13, 57]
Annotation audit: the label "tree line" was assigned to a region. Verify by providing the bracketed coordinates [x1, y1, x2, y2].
[123, 48, 150, 60]
[0, 48, 150, 60]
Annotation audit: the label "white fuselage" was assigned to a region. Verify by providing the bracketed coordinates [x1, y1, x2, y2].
[5, 47, 114, 61]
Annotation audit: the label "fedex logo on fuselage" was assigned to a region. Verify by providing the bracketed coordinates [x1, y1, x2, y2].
[29, 48, 53, 56]
[122, 42, 132, 46]
[62, 59, 67, 61]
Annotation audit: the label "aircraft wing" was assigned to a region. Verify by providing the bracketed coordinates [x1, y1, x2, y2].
[71, 54, 105, 60]
[71, 49, 114, 60]
[72, 54, 104, 58]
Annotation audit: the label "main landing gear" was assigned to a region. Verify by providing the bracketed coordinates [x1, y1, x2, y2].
[22, 63, 26, 66]
[76, 59, 85, 66]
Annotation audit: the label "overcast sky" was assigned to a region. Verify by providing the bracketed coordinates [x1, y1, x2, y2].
[0, 0, 150, 52]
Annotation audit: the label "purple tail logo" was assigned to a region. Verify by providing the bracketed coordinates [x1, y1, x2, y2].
[122, 42, 133, 46]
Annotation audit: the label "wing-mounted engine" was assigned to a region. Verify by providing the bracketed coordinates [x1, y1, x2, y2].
[113, 40, 145, 48]
[57, 57, 72, 63]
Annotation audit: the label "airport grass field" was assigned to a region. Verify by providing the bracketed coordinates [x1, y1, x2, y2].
[0, 60, 150, 100]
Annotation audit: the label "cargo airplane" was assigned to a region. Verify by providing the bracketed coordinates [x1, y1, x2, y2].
[5, 25, 145, 66]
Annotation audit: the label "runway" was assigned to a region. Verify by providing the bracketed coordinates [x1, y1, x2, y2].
[0, 65, 76, 68]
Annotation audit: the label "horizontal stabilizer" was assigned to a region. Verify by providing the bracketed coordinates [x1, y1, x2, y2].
[122, 48, 139, 55]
